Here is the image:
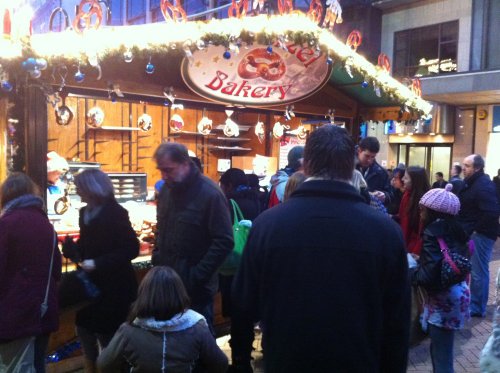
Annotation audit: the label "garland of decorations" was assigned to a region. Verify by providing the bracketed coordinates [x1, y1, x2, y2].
[0, 1, 432, 115]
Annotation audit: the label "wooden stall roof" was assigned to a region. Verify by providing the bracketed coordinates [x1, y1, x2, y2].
[0, 13, 432, 116]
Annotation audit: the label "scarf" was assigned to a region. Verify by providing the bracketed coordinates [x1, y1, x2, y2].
[1, 194, 44, 217]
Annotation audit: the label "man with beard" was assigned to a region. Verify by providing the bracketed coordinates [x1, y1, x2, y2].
[152, 143, 233, 332]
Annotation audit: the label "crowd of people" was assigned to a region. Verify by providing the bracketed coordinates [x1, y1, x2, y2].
[0, 127, 499, 373]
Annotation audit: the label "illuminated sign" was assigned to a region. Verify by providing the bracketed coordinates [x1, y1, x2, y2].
[181, 43, 332, 107]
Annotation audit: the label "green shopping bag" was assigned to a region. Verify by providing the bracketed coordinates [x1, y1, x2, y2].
[219, 199, 251, 276]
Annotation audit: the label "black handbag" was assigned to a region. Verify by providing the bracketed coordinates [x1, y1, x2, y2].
[437, 237, 472, 289]
[58, 268, 101, 310]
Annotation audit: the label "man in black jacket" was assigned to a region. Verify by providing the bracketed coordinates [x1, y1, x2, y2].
[356, 136, 392, 204]
[458, 154, 500, 317]
[152, 143, 233, 331]
[231, 125, 410, 373]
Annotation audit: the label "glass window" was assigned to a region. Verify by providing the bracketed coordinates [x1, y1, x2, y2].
[486, 0, 500, 69]
[127, 0, 146, 24]
[393, 21, 458, 78]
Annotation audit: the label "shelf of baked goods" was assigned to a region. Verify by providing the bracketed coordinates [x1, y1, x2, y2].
[205, 145, 252, 151]
[88, 126, 141, 131]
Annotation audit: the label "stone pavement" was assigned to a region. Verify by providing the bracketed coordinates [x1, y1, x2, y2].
[217, 238, 500, 372]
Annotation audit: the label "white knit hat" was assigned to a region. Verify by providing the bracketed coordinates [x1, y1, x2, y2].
[47, 151, 69, 172]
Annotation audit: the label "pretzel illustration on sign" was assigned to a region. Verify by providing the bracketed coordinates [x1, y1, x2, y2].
[277, 0, 294, 14]
[377, 53, 391, 73]
[73, 0, 103, 33]
[49, 7, 70, 32]
[161, 0, 187, 22]
[238, 48, 286, 81]
[411, 78, 422, 97]
[322, 0, 343, 32]
[307, 0, 323, 24]
[228, 0, 248, 18]
[346, 30, 362, 51]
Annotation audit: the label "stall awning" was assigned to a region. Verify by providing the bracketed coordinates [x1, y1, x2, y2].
[0, 12, 431, 115]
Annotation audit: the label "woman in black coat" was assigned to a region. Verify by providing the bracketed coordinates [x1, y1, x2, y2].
[65, 169, 139, 372]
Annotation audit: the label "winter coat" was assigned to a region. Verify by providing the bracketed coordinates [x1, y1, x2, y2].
[449, 176, 464, 195]
[153, 165, 233, 307]
[458, 170, 500, 240]
[231, 180, 410, 373]
[267, 167, 293, 208]
[97, 309, 228, 373]
[398, 190, 423, 255]
[75, 199, 139, 334]
[356, 160, 393, 203]
[0, 198, 62, 340]
[226, 188, 261, 222]
[411, 218, 470, 290]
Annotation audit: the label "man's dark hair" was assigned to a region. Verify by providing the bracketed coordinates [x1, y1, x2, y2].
[287, 146, 304, 171]
[453, 164, 462, 175]
[220, 168, 248, 189]
[153, 142, 190, 164]
[435, 172, 443, 178]
[358, 136, 380, 153]
[304, 125, 354, 181]
[473, 154, 485, 170]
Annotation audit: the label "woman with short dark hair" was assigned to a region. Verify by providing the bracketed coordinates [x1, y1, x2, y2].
[97, 266, 228, 372]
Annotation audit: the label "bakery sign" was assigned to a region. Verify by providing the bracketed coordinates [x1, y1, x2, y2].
[181, 43, 332, 107]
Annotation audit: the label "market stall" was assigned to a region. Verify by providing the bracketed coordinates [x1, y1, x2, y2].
[0, 0, 432, 370]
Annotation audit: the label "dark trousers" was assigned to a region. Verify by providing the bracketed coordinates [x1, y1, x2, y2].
[34, 333, 49, 373]
[429, 324, 455, 373]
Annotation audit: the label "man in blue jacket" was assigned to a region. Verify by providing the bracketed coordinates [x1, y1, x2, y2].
[355, 136, 392, 204]
[458, 154, 500, 317]
[231, 125, 410, 373]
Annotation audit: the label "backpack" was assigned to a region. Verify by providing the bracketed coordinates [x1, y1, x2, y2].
[218, 199, 251, 276]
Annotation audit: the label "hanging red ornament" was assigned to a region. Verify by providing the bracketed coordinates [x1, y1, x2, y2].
[346, 30, 362, 51]
[307, 0, 323, 25]
[161, 0, 187, 23]
[3, 8, 11, 38]
[228, 0, 248, 18]
[377, 53, 391, 73]
[411, 78, 422, 97]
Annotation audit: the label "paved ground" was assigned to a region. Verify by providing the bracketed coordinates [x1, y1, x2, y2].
[217, 238, 500, 372]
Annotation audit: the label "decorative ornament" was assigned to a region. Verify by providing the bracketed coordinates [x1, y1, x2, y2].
[73, 0, 103, 34]
[123, 48, 134, 63]
[284, 105, 295, 121]
[238, 48, 286, 81]
[411, 78, 422, 97]
[163, 86, 175, 105]
[196, 39, 206, 50]
[169, 113, 184, 132]
[146, 58, 155, 74]
[86, 106, 105, 128]
[307, 0, 323, 24]
[346, 30, 362, 51]
[266, 45, 273, 53]
[327, 56, 334, 65]
[55, 91, 74, 126]
[344, 56, 354, 78]
[36, 58, 48, 71]
[87, 54, 102, 80]
[138, 113, 153, 132]
[373, 82, 382, 97]
[223, 50, 231, 59]
[322, 0, 343, 32]
[361, 80, 369, 88]
[53, 64, 68, 91]
[197, 114, 213, 136]
[30, 68, 42, 79]
[377, 53, 391, 74]
[48, 7, 70, 32]
[161, 0, 187, 22]
[223, 110, 240, 137]
[297, 125, 307, 140]
[326, 108, 335, 124]
[3, 8, 11, 37]
[21, 58, 37, 71]
[277, 0, 296, 15]
[74, 64, 85, 83]
[252, 0, 266, 14]
[1, 79, 13, 92]
[254, 115, 265, 144]
[273, 121, 285, 139]
[228, 0, 248, 18]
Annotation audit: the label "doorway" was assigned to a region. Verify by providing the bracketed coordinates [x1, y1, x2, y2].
[398, 144, 452, 182]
